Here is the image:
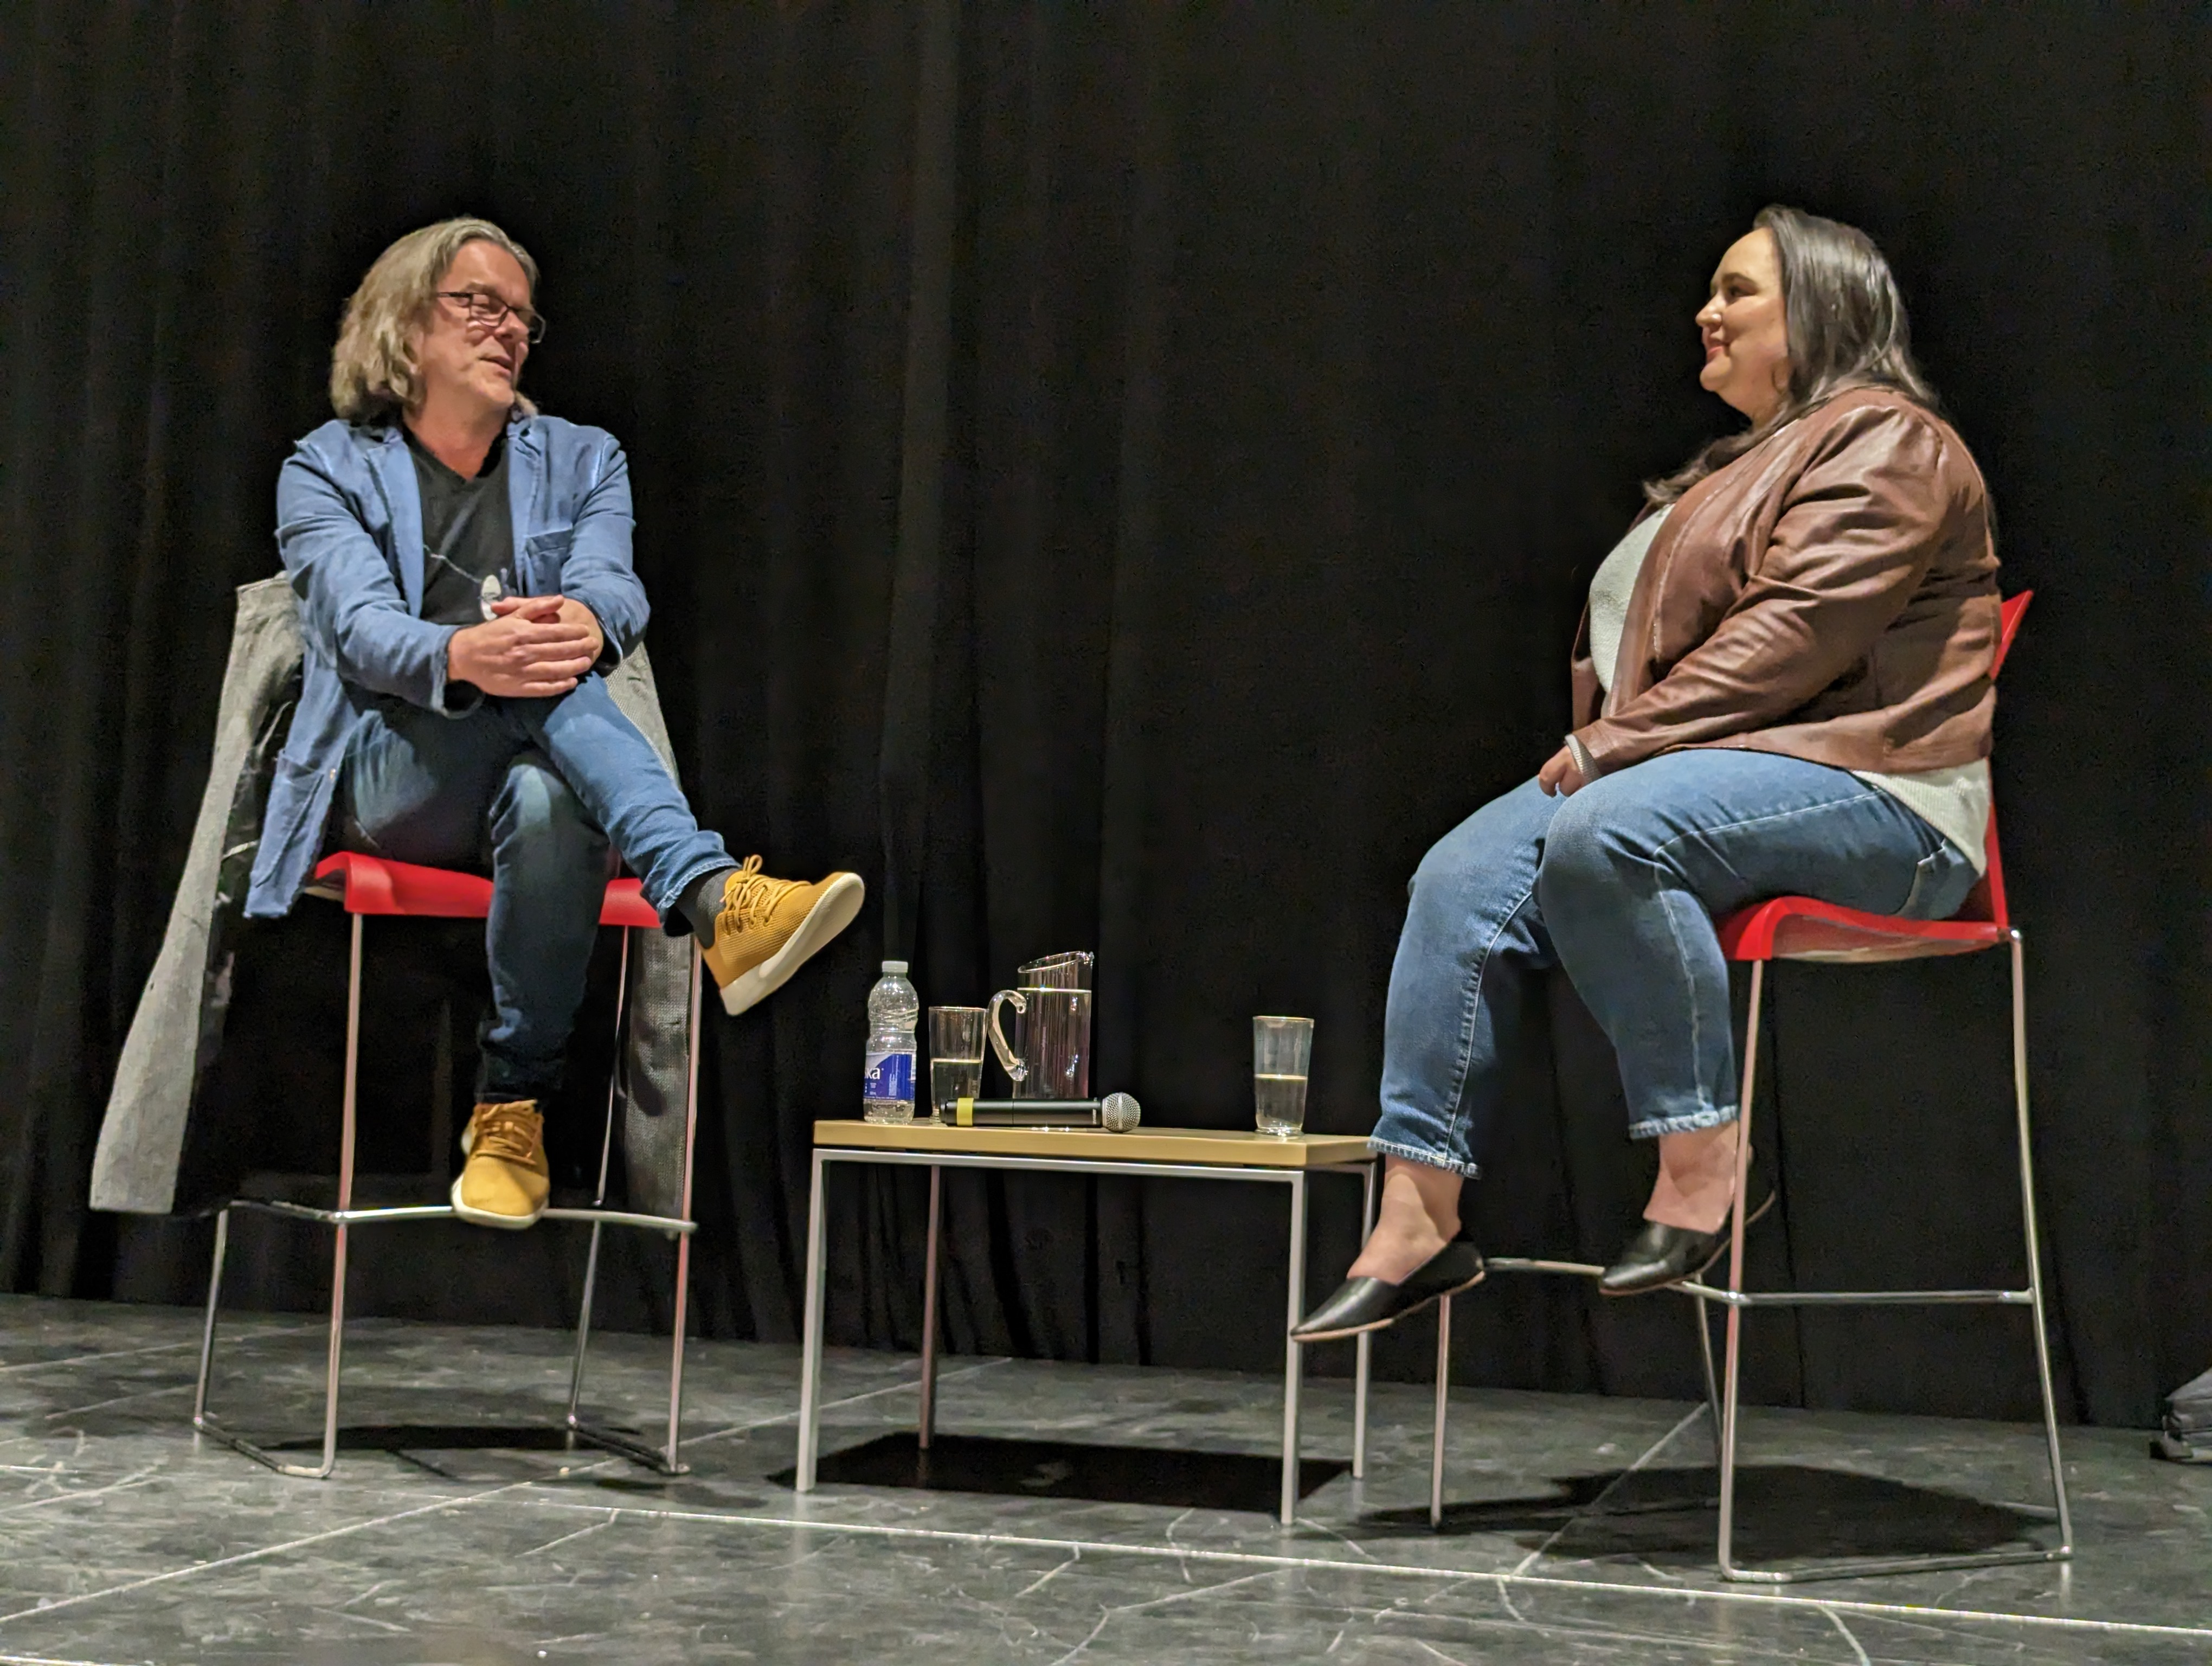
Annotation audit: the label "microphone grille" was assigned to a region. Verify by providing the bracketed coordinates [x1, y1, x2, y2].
[1100, 1092, 1141, 1133]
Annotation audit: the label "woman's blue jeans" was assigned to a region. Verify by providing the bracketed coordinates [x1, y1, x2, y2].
[1371, 749, 1979, 1177]
[333, 675, 732, 1099]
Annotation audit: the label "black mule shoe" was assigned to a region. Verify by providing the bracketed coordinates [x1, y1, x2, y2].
[1598, 1190, 1774, 1298]
[1291, 1240, 1486, 1343]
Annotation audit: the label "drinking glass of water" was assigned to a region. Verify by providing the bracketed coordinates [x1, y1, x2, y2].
[929, 1007, 987, 1120]
[1252, 1016, 1314, 1137]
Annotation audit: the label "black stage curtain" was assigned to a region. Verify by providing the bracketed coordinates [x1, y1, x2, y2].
[2, 3, 2204, 1428]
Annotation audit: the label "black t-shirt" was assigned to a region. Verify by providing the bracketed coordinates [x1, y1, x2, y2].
[406, 425, 516, 628]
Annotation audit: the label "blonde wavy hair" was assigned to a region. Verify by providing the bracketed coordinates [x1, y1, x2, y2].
[329, 217, 540, 422]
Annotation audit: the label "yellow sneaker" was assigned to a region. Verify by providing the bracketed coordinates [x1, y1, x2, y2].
[700, 854, 865, 1017]
[450, 1101, 550, 1229]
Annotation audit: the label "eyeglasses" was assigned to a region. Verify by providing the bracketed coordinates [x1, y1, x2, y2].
[434, 289, 547, 343]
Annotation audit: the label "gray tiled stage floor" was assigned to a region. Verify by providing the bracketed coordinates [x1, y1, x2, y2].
[1, 1297, 2207, 1663]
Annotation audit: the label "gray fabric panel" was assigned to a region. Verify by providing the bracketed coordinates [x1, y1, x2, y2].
[605, 647, 678, 777]
[603, 647, 700, 1221]
[620, 925, 699, 1221]
[91, 578, 303, 1214]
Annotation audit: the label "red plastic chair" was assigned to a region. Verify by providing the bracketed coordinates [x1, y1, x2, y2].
[1694, 591, 2072, 1580]
[192, 851, 704, 1481]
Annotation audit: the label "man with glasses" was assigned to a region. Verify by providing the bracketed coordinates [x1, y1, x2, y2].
[246, 217, 863, 1228]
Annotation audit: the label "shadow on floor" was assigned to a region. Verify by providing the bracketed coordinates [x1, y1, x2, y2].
[777, 1432, 1347, 1513]
[1363, 1462, 2056, 1564]
[235, 1421, 623, 1478]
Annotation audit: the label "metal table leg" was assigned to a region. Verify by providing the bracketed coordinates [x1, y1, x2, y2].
[918, 1164, 943, 1449]
[1280, 1171, 1308, 1526]
[795, 1149, 831, 1491]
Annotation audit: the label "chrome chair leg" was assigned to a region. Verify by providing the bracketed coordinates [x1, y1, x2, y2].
[310, 1220, 351, 1480]
[1715, 1282, 1749, 1577]
[1429, 1293, 1452, 1529]
[2010, 932, 2074, 1552]
[661, 953, 704, 1473]
[568, 930, 631, 1435]
[1714, 960, 1764, 1578]
[1691, 1292, 1722, 1443]
[664, 1229, 693, 1473]
[1353, 1158, 1376, 1480]
[191, 1207, 230, 1431]
[567, 1222, 607, 1435]
[561, 935, 698, 1476]
[297, 912, 369, 1481]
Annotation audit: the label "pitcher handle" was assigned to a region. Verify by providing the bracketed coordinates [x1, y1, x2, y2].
[986, 989, 1028, 1083]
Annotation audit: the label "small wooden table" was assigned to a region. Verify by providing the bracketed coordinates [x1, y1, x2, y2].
[797, 1120, 1378, 1524]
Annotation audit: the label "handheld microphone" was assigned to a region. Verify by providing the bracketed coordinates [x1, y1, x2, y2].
[943, 1093, 1143, 1131]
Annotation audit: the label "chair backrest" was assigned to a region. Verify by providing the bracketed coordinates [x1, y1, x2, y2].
[1989, 589, 2030, 678]
[1953, 590, 2030, 927]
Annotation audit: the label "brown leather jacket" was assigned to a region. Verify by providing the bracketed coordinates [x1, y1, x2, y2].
[1570, 388, 2001, 778]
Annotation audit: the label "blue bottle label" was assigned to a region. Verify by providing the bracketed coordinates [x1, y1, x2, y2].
[863, 1049, 915, 1103]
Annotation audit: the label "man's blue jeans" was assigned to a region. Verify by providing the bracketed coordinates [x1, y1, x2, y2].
[1371, 749, 1980, 1177]
[335, 675, 731, 1099]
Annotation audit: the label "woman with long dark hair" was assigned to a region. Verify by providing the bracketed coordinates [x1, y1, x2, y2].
[1295, 207, 2002, 1341]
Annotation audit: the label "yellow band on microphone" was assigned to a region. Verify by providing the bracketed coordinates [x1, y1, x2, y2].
[954, 1096, 976, 1127]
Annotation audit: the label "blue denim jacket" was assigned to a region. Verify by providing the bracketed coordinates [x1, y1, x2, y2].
[243, 415, 647, 917]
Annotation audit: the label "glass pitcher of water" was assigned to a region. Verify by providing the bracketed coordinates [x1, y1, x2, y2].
[986, 951, 1094, 1100]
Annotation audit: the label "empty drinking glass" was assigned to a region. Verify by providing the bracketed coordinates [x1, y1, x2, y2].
[1253, 1016, 1314, 1137]
[929, 1007, 987, 1120]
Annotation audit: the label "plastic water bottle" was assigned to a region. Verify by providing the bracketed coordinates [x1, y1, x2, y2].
[862, 960, 921, 1124]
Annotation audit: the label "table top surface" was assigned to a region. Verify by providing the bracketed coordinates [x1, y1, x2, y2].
[812, 1119, 1373, 1169]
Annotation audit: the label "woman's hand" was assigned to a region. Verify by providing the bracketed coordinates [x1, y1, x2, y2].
[1537, 745, 1587, 797]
